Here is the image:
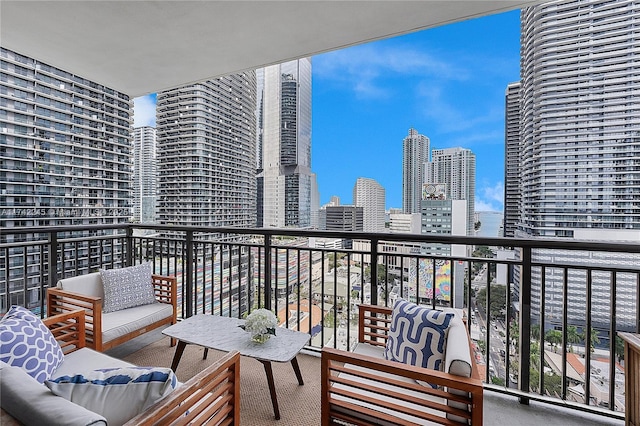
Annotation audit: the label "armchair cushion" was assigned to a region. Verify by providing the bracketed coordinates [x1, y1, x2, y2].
[46, 366, 178, 426]
[100, 262, 155, 313]
[58, 272, 103, 298]
[384, 299, 453, 378]
[0, 305, 64, 383]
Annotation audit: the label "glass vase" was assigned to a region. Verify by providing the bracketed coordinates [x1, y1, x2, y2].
[252, 333, 271, 344]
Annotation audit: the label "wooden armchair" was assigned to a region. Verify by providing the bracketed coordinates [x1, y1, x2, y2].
[321, 304, 484, 425]
[47, 273, 177, 351]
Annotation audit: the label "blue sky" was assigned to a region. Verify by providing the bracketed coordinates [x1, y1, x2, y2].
[134, 9, 520, 212]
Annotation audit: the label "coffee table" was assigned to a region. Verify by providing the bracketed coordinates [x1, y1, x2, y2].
[162, 314, 310, 420]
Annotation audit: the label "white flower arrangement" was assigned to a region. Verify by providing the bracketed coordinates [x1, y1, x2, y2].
[240, 308, 278, 343]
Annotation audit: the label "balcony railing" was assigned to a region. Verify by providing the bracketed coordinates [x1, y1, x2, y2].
[2, 223, 638, 422]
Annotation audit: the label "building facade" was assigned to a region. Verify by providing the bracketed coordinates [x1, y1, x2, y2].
[258, 58, 313, 228]
[0, 47, 132, 308]
[519, 0, 640, 330]
[389, 212, 421, 234]
[402, 128, 430, 214]
[132, 126, 156, 223]
[353, 177, 386, 232]
[503, 82, 520, 238]
[156, 74, 258, 234]
[419, 185, 467, 308]
[324, 206, 363, 232]
[426, 147, 476, 235]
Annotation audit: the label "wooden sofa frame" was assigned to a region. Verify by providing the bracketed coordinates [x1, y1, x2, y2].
[43, 310, 240, 426]
[321, 304, 484, 425]
[47, 274, 177, 351]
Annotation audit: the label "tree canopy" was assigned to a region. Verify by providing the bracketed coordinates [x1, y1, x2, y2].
[476, 284, 506, 319]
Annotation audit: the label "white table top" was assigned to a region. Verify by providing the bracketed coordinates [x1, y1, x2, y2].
[163, 314, 310, 363]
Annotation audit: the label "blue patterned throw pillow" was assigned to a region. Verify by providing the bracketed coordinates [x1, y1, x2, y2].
[384, 299, 453, 375]
[46, 366, 178, 425]
[0, 305, 65, 383]
[100, 262, 155, 313]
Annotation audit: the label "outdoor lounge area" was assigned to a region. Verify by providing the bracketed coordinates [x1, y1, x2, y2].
[67, 328, 627, 425]
[1, 224, 636, 424]
[1, 1, 639, 424]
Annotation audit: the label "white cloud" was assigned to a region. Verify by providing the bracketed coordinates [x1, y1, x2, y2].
[474, 199, 497, 212]
[415, 83, 505, 137]
[314, 44, 466, 99]
[133, 95, 157, 127]
[476, 181, 504, 212]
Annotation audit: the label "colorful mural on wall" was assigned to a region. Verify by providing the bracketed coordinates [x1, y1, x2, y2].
[408, 258, 451, 301]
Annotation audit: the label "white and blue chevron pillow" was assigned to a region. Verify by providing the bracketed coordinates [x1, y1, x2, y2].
[45, 366, 178, 425]
[384, 299, 453, 376]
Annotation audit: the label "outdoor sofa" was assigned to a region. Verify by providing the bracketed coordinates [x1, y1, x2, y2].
[47, 262, 177, 351]
[1, 308, 240, 425]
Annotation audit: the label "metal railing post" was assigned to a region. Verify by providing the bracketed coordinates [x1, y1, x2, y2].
[370, 237, 379, 306]
[125, 226, 134, 267]
[264, 234, 272, 310]
[519, 246, 531, 405]
[185, 230, 194, 318]
[47, 230, 58, 309]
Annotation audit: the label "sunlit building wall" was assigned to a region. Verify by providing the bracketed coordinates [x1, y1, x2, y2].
[402, 128, 430, 214]
[519, 0, 640, 330]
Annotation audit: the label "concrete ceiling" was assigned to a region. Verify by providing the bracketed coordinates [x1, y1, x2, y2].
[1, 1, 542, 98]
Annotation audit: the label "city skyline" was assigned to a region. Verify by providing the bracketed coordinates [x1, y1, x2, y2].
[134, 9, 521, 212]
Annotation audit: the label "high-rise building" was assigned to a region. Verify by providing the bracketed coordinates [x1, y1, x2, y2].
[156, 74, 257, 236]
[389, 212, 421, 234]
[0, 47, 133, 304]
[323, 205, 363, 232]
[259, 58, 312, 228]
[419, 186, 467, 308]
[353, 177, 385, 232]
[322, 205, 363, 250]
[518, 0, 640, 330]
[426, 147, 476, 235]
[0, 47, 133, 230]
[402, 128, 430, 214]
[310, 173, 320, 228]
[132, 126, 157, 224]
[503, 82, 521, 238]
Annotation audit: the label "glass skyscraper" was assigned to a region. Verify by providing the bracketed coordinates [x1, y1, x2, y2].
[258, 58, 312, 228]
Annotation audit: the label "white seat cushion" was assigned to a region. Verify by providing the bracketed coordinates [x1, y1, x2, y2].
[101, 303, 173, 344]
[53, 348, 134, 377]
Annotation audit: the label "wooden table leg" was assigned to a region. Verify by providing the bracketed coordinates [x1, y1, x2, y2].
[291, 356, 304, 385]
[170, 340, 187, 372]
[260, 360, 280, 420]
